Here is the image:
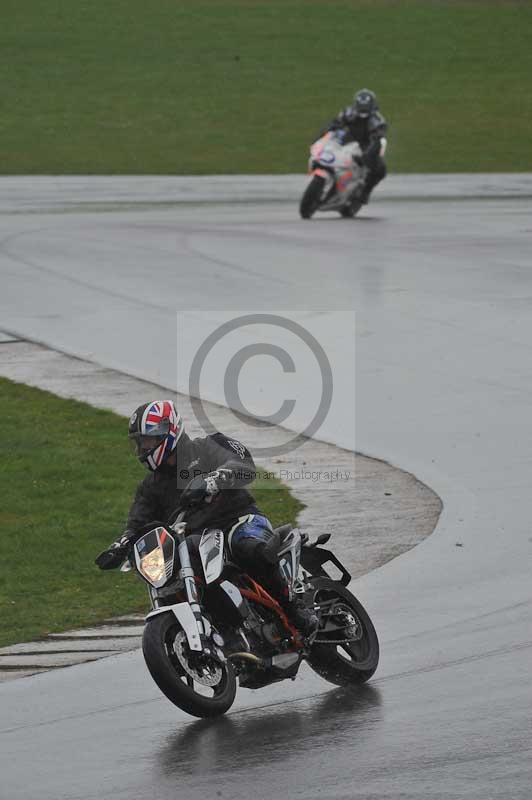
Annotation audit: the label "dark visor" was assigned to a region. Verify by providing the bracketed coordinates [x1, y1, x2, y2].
[129, 433, 166, 456]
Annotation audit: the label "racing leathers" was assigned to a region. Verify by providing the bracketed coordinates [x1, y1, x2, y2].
[326, 106, 388, 202]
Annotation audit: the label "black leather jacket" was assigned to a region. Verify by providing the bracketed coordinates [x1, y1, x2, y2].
[126, 431, 259, 536]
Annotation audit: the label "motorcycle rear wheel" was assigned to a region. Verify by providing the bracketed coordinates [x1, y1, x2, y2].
[300, 175, 325, 219]
[339, 199, 363, 218]
[143, 613, 236, 718]
[307, 578, 379, 686]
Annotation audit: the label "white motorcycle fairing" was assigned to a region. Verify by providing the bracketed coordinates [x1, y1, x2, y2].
[308, 131, 365, 211]
[146, 602, 203, 651]
[199, 527, 225, 584]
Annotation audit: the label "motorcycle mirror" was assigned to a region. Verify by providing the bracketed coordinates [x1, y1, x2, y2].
[169, 507, 186, 524]
[315, 533, 331, 545]
[169, 508, 188, 533]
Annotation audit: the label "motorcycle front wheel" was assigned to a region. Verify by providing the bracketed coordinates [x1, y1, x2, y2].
[306, 578, 379, 686]
[299, 175, 325, 219]
[143, 613, 236, 718]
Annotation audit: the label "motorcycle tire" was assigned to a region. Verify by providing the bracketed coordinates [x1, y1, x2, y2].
[306, 578, 379, 686]
[143, 613, 236, 718]
[300, 175, 325, 219]
[339, 199, 363, 219]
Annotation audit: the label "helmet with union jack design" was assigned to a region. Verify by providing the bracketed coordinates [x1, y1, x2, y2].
[128, 400, 184, 471]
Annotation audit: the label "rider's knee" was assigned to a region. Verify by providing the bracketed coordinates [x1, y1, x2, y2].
[229, 514, 277, 569]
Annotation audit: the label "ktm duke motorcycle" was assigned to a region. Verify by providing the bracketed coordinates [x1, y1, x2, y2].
[112, 506, 379, 718]
[300, 130, 375, 219]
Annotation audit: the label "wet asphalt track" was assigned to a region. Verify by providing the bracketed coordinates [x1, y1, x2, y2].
[1, 177, 532, 799]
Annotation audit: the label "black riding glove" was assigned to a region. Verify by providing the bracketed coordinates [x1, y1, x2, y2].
[95, 532, 133, 570]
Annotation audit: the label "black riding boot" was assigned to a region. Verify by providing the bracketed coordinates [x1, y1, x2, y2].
[232, 535, 319, 635]
[258, 569, 319, 635]
[360, 159, 387, 204]
[281, 594, 319, 635]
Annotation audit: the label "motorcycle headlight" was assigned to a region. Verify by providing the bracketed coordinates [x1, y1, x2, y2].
[140, 548, 166, 584]
[134, 527, 175, 588]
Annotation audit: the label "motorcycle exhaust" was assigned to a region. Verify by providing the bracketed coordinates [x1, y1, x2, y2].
[227, 651, 301, 670]
[228, 652, 263, 664]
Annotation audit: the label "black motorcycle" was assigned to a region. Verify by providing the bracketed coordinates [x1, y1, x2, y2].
[102, 507, 379, 718]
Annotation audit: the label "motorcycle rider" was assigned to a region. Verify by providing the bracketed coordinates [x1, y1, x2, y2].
[95, 400, 318, 634]
[325, 88, 388, 204]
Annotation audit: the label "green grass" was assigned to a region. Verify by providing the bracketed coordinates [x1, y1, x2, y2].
[0, 378, 303, 647]
[1, 1, 531, 173]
